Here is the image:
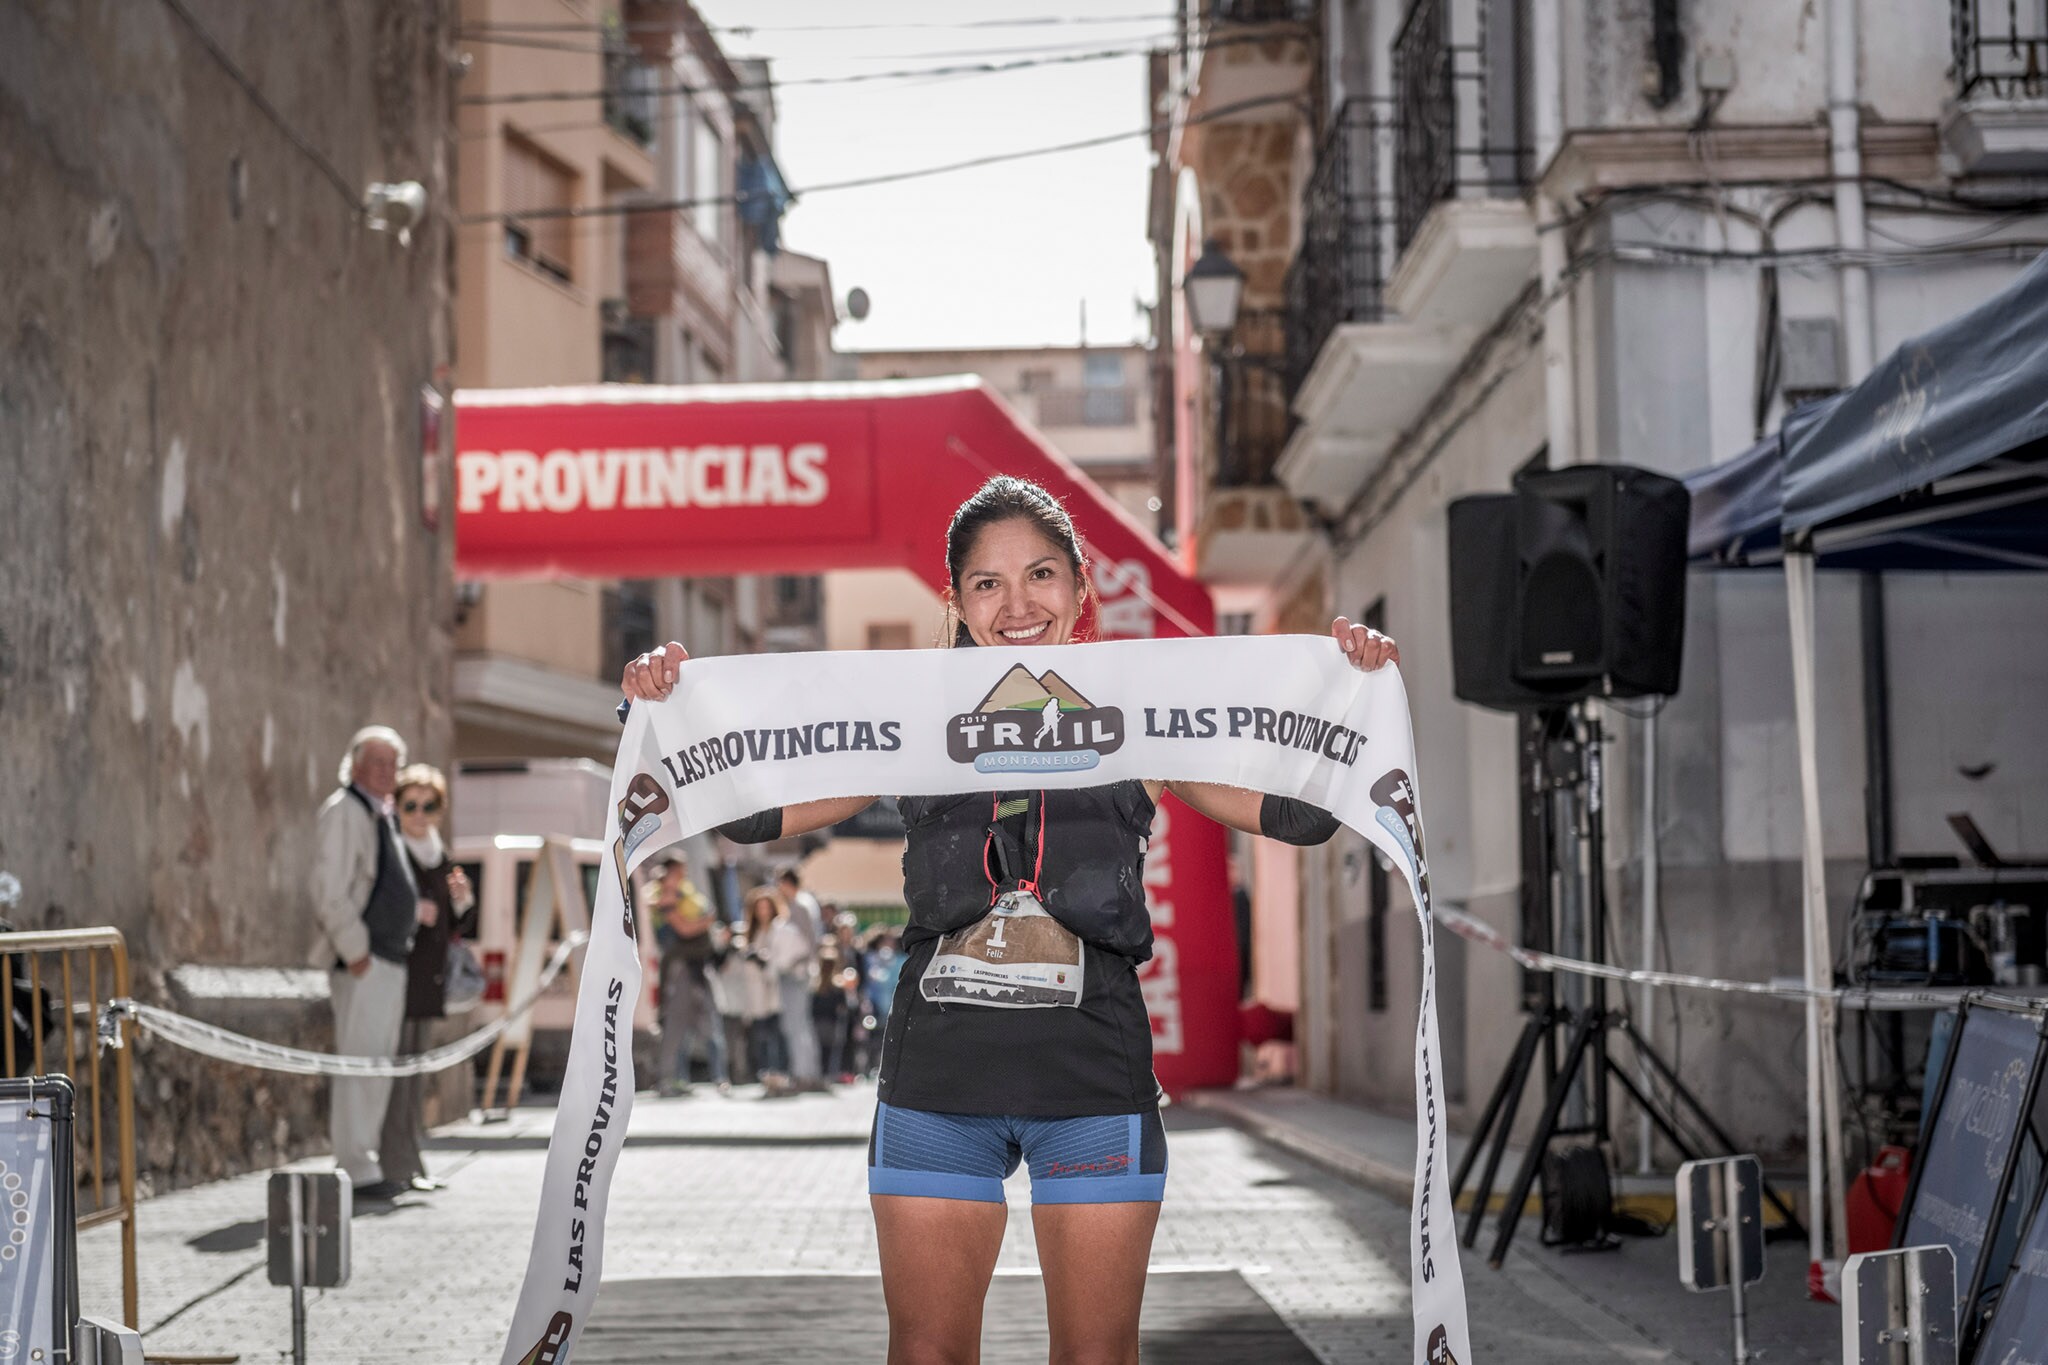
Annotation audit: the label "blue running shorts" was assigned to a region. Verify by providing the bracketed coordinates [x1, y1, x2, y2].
[868, 1101, 1168, 1205]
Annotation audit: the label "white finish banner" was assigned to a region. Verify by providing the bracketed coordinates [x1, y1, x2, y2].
[499, 635, 1471, 1365]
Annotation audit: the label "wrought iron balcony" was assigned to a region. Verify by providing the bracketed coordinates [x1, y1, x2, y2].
[603, 48, 658, 148]
[1284, 100, 1387, 401]
[1954, 0, 2048, 99]
[1391, 0, 1528, 252]
[1393, 0, 1453, 252]
[1214, 310, 1291, 489]
[1035, 386, 1140, 429]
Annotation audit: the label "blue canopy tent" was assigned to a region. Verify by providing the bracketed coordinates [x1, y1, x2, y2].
[1682, 249, 2048, 1282]
[1690, 251, 2048, 570]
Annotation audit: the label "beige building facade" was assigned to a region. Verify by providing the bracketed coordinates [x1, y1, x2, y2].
[453, 0, 837, 765]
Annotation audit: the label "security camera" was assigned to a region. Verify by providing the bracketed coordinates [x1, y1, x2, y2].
[364, 181, 428, 244]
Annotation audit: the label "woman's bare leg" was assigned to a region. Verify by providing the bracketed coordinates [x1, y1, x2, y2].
[1033, 1201, 1160, 1365]
[874, 1193, 1009, 1365]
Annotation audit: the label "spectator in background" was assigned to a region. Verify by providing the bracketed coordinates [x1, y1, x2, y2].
[311, 726, 417, 1203]
[738, 887, 791, 1091]
[827, 912, 866, 1081]
[643, 854, 727, 1097]
[859, 925, 905, 1079]
[380, 764, 475, 1191]
[716, 899, 768, 1084]
[812, 943, 853, 1082]
[778, 867, 823, 949]
[760, 880, 824, 1094]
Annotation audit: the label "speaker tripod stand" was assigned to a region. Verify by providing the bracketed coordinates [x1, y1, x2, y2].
[1449, 706, 1807, 1268]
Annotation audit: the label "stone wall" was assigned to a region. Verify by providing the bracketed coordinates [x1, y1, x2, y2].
[0, 0, 458, 1188]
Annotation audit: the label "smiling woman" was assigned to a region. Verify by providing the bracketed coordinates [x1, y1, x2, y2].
[941, 475, 1090, 648]
[618, 474, 1396, 1365]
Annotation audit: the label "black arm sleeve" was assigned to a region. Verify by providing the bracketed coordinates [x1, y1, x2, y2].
[1260, 793, 1341, 847]
[716, 808, 785, 844]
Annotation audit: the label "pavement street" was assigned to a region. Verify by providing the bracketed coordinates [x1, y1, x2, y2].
[77, 1082, 1803, 1364]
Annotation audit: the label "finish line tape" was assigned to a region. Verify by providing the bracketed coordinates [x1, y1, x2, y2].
[1432, 905, 2047, 1015]
[99, 932, 587, 1078]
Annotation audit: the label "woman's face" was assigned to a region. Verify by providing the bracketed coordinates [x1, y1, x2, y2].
[396, 785, 442, 840]
[953, 518, 1083, 648]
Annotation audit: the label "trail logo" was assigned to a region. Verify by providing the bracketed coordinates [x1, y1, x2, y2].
[946, 665, 1124, 773]
[612, 773, 671, 938]
[514, 1311, 574, 1365]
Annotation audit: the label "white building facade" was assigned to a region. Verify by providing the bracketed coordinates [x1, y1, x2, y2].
[1156, 0, 2048, 1159]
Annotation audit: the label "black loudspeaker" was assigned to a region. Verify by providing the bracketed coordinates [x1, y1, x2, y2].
[1448, 465, 1691, 711]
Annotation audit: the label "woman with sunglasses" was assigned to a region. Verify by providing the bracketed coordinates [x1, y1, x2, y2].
[379, 763, 476, 1193]
[622, 476, 1395, 1365]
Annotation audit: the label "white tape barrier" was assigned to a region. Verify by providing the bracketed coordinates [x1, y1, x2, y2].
[1432, 906, 2048, 1016]
[99, 933, 588, 1078]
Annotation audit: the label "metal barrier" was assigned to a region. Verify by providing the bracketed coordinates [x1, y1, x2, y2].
[0, 928, 138, 1326]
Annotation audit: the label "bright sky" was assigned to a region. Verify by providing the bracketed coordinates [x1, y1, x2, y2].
[693, 1, 1170, 352]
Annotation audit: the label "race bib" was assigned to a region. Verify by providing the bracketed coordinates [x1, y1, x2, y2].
[919, 889, 1084, 1009]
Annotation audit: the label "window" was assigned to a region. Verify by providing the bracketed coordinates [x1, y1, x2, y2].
[691, 113, 727, 253]
[1083, 353, 1124, 388]
[1017, 367, 1056, 393]
[601, 580, 657, 681]
[867, 622, 914, 650]
[503, 134, 576, 283]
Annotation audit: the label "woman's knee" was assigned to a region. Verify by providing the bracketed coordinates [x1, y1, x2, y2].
[1046, 1335, 1140, 1365]
[886, 1326, 981, 1365]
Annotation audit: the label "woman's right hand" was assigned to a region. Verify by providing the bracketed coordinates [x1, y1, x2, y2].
[622, 640, 689, 701]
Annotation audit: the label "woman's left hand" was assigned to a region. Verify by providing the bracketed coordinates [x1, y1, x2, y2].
[1333, 616, 1399, 671]
[446, 865, 475, 914]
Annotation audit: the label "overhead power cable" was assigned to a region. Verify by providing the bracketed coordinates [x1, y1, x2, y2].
[458, 28, 1180, 62]
[456, 33, 1247, 107]
[155, 0, 362, 216]
[457, 92, 1300, 229]
[460, 12, 1178, 37]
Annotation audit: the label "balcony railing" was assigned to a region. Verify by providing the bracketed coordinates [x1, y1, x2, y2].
[603, 48, 658, 148]
[1035, 386, 1139, 429]
[1215, 310, 1291, 489]
[1391, 0, 1529, 251]
[1954, 0, 2048, 100]
[1284, 100, 1387, 399]
[1393, 0, 1455, 251]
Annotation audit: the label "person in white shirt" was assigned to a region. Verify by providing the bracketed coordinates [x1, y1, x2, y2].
[777, 867, 824, 949]
[309, 725, 418, 1201]
[761, 880, 824, 1092]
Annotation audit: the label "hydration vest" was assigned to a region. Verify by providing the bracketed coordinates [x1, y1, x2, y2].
[898, 782, 1156, 964]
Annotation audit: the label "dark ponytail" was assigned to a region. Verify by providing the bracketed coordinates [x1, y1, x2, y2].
[940, 476, 1091, 647]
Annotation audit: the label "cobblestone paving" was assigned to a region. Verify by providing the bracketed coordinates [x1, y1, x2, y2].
[79, 1085, 1672, 1363]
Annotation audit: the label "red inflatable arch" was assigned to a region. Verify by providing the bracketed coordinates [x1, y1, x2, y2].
[453, 377, 1235, 1093]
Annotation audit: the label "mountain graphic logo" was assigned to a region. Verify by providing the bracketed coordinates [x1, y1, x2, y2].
[946, 665, 1125, 773]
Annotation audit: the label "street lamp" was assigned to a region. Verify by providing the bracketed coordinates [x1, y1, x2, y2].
[1183, 238, 1245, 339]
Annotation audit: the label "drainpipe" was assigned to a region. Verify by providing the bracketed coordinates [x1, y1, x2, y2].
[1819, 0, 1870, 1284]
[1530, 0, 1577, 469]
[1829, 0, 1875, 379]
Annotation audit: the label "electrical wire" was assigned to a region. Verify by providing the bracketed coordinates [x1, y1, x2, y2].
[460, 13, 1180, 37]
[458, 28, 1183, 62]
[155, 0, 362, 217]
[456, 91, 1302, 229]
[456, 31, 1257, 107]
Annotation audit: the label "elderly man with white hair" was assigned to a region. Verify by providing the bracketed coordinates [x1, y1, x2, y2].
[310, 724, 420, 1202]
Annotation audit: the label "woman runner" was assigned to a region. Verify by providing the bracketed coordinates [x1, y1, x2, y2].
[621, 476, 1397, 1365]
